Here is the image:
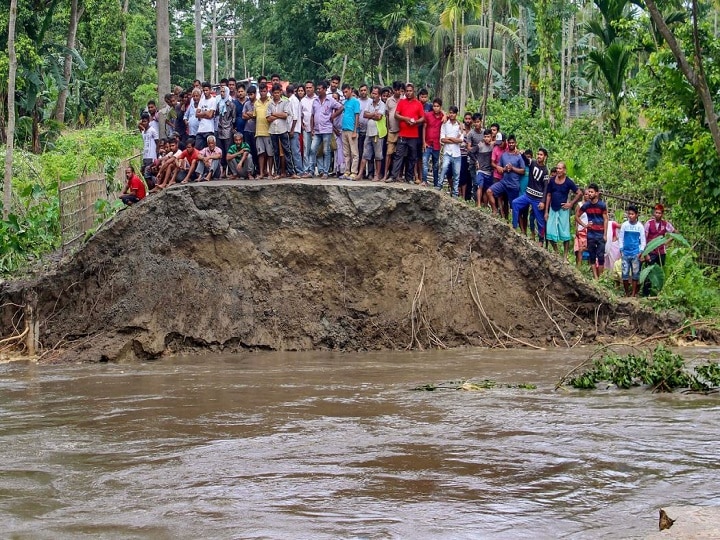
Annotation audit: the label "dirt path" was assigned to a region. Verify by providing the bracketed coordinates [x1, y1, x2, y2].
[0, 180, 677, 362]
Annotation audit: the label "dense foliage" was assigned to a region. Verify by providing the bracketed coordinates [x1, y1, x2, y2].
[0, 126, 137, 273]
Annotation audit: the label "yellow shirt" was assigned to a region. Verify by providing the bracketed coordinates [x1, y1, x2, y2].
[254, 98, 271, 136]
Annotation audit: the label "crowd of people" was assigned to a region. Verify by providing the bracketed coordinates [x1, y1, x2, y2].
[120, 73, 675, 297]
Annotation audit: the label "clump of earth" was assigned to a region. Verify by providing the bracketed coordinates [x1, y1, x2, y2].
[0, 181, 682, 363]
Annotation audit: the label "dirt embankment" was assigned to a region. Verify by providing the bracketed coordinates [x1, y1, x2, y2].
[0, 180, 680, 362]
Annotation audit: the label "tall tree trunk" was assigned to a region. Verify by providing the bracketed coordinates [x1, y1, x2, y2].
[406, 47, 410, 83]
[454, 19, 460, 106]
[574, 44, 579, 118]
[566, 13, 574, 121]
[460, 14, 467, 112]
[231, 26, 236, 78]
[224, 36, 229, 78]
[645, 0, 720, 157]
[4, 0, 18, 219]
[210, 0, 218, 84]
[55, 0, 83, 124]
[119, 0, 128, 128]
[195, 0, 204, 81]
[481, 20, 495, 124]
[501, 40, 506, 82]
[375, 33, 391, 87]
[560, 17, 566, 116]
[518, 7, 524, 97]
[157, 0, 171, 100]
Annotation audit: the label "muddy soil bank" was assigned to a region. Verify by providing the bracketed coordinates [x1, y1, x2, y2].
[0, 180, 684, 362]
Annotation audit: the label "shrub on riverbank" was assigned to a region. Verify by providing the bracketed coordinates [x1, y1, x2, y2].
[0, 126, 137, 274]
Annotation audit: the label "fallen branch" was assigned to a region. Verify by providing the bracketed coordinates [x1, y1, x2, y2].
[634, 319, 717, 346]
[0, 325, 29, 347]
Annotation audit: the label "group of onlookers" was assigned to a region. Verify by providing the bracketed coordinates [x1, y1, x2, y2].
[120, 73, 675, 298]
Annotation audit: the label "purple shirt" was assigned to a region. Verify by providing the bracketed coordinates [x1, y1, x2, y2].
[311, 96, 342, 134]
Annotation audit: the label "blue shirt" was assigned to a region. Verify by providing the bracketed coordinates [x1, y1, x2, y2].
[233, 98, 246, 134]
[546, 177, 579, 211]
[619, 221, 646, 257]
[341, 97, 360, 132]
[499, 152, 525, 190]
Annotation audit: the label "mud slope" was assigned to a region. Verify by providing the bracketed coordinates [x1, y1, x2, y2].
[1, 181, 672, 362]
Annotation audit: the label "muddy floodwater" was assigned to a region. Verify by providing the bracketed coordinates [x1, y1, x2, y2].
[1, 348, 719, 539]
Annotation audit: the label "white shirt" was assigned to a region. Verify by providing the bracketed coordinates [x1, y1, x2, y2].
[142, 126, 158, 160]
[266, 98, 293, 135]
[289, 94, 302, 134]
[364, 100, 386, 137]
[197, 94, 217, 133]
[300, 95, 317, 132]
[441, 120, 462, 158]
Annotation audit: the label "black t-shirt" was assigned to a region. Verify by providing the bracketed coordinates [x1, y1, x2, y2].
[526, 160, 549, 198]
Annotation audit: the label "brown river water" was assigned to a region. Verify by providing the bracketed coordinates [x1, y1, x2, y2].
[1, 347, 719, 539]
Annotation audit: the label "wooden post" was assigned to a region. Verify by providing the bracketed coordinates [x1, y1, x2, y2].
[24, 290, 39, 356]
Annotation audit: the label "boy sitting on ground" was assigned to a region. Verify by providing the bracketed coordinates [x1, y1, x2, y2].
[174, 139, 201, 185]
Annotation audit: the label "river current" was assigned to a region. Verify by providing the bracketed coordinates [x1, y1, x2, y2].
[1, 347, 719, 539]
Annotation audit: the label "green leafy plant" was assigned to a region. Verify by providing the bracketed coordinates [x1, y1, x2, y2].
[566, 345, 720, 392]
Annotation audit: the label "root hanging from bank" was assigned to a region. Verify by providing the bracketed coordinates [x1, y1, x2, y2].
[406, 265, 447, 351]
[468, 254, 543, 350]
[536, 291, 570, 348]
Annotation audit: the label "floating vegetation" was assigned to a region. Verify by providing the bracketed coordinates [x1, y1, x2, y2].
[411, 379, 537, 391]
[559, 344, 720, 393]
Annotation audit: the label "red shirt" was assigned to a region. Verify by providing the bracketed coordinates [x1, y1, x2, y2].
[128, 174, 146, 200]
[178, 147, 200, 163]
[396, 98, 425, 138]
[491, 145, 505, 180]
[424, 111, 444, 150]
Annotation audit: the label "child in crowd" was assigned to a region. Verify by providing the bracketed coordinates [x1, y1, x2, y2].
[574, 204, 588, 268]
[618, 205, 647, 296]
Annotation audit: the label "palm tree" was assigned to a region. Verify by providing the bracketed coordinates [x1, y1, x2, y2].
[4, 0, 18, 219]
[440, 0, 482, 110]
[383, 0, 432, 82]
[585, 41, 633, 136]
[583, 0, 635, 135]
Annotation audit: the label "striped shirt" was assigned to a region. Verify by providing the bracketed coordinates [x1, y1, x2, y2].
[579, 200, 608, 235]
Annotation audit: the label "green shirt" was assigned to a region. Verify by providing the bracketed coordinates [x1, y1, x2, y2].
[228, 142, 250, 159]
